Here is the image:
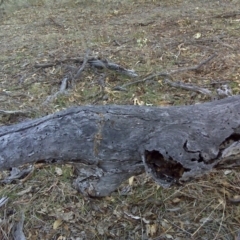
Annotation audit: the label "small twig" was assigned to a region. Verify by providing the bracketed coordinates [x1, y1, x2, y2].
[0, 110, 31, 116]
[170, 53, 217, 74]
[89, 74, 108, 104]
[12, 212, 26, 240]
[59, 77, 68, 92]
[212, 11, 240, 18]
[74, 49, 90, 80]
[115, 54, 217, 90]
[107, 60, 138, 77]
[42, 77, 69, 105]
[42, 50, 90, 105]
[88, 59, 107, 69]
[42, 91, 66, 106]
[113, 73, 171, 90]
[97, 73, 106, 89]
[237, 231, 240, 240]
[191, 200, 224, 237]
[164, 78, 213, 96]
[164, 219, 192, 236]
[48, 17, 64, 28]
[113, 39, 121, 46]
[0, 197, 8, 208]
[89, 90, 105, 104]
[112, 86, 128, 91]
[34, 57, 95, 69]
[203, 80, 229, 86]
[215, 38, 234, 50]
[34, 63, 56, 68]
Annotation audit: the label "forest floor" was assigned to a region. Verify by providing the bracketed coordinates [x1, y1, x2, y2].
[0, 0, 240, 239]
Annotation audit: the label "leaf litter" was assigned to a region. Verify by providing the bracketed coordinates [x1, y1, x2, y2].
[0, 0, 240, 239]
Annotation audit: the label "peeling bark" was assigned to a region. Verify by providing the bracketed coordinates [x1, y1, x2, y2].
[1, 96, 240, 196]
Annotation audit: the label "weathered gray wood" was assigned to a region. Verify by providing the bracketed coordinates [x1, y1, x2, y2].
[1, 96, 240, 196]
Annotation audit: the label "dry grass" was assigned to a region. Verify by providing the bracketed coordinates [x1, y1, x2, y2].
[0, 0, 240, 239]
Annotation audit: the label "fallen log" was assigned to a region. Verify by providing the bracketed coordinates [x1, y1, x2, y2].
[1, 96, 240, 197]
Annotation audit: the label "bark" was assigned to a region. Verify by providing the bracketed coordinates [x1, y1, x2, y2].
[1, 96, 240, 197]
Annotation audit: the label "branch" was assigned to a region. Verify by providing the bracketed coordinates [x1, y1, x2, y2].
[212, 11, 240, 18]
[169, 53, 217, 74]
[42, 50, 90, 105]
[115, 54, 217, 90]
[73, 49, 90, 80]
[88, 59, 138, 77]
[42, 77, 69, 105]
[163, 78, 213, 96]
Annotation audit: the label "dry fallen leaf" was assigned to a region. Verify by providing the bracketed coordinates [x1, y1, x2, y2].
[224, 170, 232, 175]
[17, 186, 32, 196]
[128, 176, 135, 185]
[193, 32, 201, 39]
[172, 197, 181, 204]
[229, 195, 240, 204]
[146, 223, 157, 236]
[133, 97, 144, 105]
[55, 167, 63, 176]
[53, 219, 62, 230]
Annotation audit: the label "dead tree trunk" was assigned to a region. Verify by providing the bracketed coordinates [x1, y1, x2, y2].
[1, 96, 240, 197]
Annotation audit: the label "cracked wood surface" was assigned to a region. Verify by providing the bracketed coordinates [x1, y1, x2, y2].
[1, 96, 240, 196]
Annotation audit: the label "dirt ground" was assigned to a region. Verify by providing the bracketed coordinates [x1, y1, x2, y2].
[0, 0, 240, 239]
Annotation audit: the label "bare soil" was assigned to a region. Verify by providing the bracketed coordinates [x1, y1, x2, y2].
[0, 0, 240, 239]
